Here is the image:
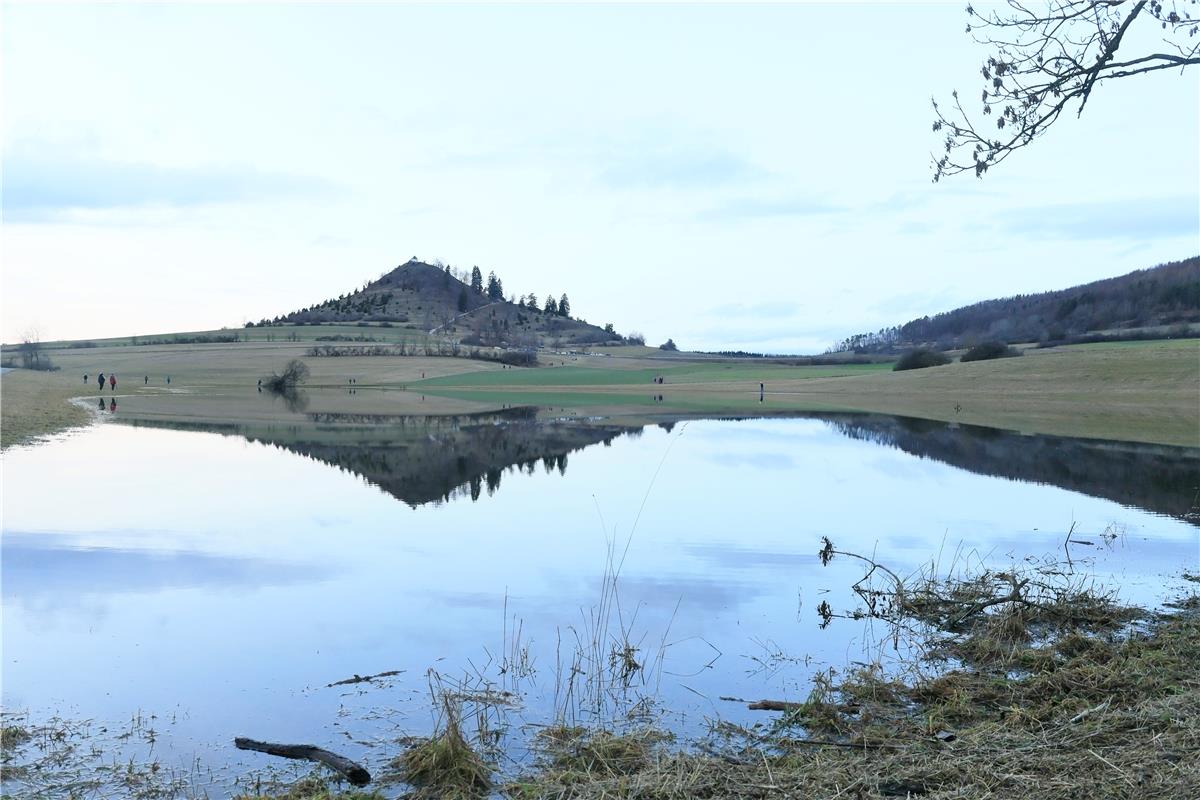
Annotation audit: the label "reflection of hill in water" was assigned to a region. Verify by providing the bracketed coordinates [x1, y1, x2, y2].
[818, 413, 1200, 524]
[124, 409, 637, 507]
[124, 410, 1199, 520]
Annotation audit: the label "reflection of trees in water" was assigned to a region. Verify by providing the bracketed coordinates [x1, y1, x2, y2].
[122, 410, 632, 508]
[274, 417, 623, 506]
[819, 413, 1200, 524]
[271, 388, 309, 413]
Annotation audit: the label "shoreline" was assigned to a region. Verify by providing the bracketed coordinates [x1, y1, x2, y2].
[2, 338, 1197, 450]
[4, 562, 1196, 799]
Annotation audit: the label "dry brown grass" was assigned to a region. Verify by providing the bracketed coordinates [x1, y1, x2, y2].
[501, 611, 1200, 799]
[500, 545, 1200, 799]
[0, 368, 93, 449]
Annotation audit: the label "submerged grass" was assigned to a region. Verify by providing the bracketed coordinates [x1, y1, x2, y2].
[233, 775, 384, 799]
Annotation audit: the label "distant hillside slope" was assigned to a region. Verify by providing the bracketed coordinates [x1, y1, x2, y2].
[832, 256, 1199, 353]
[256, 259, 623, 349]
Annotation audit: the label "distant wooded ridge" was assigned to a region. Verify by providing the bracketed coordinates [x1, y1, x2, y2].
[830, 257, 1200, 354]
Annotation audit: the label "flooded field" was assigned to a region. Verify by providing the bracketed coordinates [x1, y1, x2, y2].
[3, 413, 1197, 795]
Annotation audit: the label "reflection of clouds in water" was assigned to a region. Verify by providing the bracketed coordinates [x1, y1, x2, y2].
[706, 451, 797, 470]
[700, 450, 796, 470]
[693, 420, 829, 445]
[2, 532, 331, 612]
[435, 590, 513, 610]
[434, 574, 764, 618]
[611, 574, 763, 613]
[684, 543, 817, 570]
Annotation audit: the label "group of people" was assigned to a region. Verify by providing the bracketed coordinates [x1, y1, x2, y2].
[86, 373, 118, 391]
[85, 372, 171, 391]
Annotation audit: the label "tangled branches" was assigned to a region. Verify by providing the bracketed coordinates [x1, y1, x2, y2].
[932, 0, 1199, 179]
[816, 536, 1139, 661]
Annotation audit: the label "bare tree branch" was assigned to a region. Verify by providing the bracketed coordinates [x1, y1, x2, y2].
[932, 0, 1198, 180]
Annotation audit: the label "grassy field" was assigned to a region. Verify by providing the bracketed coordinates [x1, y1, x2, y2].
[2, 337, 1196, 449]
[416, 339, 1200, 447]
[418, 361, 890, 387]
[0, 370, 94, 449]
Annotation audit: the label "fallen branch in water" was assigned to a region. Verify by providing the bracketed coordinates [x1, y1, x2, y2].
[327, 669, 404, 687]
[233, 737, 371, 786]
[748, 699, 804, 712]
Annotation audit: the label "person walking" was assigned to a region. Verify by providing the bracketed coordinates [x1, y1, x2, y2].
[109, 374, 117, 391]
[84, 373, 89, 384]
[144, 375, 149, 384]
[97, 373, 105, 391]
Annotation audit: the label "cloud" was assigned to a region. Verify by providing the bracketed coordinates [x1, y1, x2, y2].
[867, 287, 967, 316]
[704, 300, 799, 319]
[598, 149, 764, 189]
[698, 195, 844, 221]
[996, 195, 1199, 241]
[2, 151, 333, 221]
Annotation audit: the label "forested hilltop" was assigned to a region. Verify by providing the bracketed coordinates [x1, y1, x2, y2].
[248, 258, 633, 349]
[832, 256, 1199, 353]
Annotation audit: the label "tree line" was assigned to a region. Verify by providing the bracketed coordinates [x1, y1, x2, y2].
[830, 257, 1199, 353]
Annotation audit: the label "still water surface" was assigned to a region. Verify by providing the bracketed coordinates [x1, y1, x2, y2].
[2, 414, 1197, 790]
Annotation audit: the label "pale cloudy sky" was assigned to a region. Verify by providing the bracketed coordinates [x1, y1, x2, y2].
[2, 2, 1197, 351]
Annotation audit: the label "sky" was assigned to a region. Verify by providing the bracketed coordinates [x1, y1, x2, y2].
[2, 2, 1198, 352]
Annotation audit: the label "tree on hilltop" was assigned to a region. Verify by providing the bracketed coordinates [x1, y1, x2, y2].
[558, 294, 571, 317]
[933, 0, 1198, 180]
[544, 295, 558, 315]
[487, 271, 505, 301]
[470, 266, 484, 295]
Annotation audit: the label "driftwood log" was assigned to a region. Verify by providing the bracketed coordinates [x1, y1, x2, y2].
[327, 669, 403, 687]
[234, 737, 371, 786]
[748, 699, 805, 712]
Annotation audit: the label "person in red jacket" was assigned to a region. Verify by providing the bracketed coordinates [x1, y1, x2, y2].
[109, 374, 117, 391]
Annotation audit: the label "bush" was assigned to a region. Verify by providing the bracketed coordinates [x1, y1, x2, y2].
[894, 348, 951, 371]
[659, 338, 678, 351]
[262, 359, 310, 393]
[961, 341, 1023, 362]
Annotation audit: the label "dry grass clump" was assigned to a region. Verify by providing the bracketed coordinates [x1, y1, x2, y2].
[394, 705, 493, 799]
[1, 720, 32, 753]
[535, 726, 671, 782]
[506, 727, 673, 797]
